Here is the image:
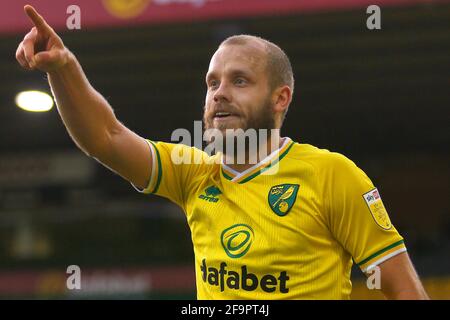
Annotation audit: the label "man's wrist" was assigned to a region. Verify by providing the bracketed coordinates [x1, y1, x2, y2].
[47, 49, 76, 78]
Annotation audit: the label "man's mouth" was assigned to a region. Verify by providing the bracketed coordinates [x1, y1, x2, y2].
[213, 112, 233, 119]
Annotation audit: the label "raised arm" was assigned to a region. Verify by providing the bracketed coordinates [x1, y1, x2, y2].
[15, 5, 151, 189]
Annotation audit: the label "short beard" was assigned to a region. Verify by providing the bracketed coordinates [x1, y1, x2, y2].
[203, 96, 276, 158]
[204, 95, 275, 133]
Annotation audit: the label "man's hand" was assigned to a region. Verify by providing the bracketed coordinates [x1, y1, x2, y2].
[14, 5, 152, 191]
[15, 5, 70, 72]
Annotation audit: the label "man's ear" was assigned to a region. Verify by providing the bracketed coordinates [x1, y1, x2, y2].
[272, 85, 292, 114]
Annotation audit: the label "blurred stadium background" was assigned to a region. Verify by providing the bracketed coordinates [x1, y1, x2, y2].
[0, 0, 449, 299]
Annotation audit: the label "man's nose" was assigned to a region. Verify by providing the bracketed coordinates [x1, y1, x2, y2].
[213, 82, 231, 103]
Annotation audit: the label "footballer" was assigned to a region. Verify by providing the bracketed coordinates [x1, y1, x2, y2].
[15, 5, 429, 299]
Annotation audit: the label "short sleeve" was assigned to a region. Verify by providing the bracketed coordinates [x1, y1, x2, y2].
[132, 140, 216, 211]
[326, 153, 406, 272]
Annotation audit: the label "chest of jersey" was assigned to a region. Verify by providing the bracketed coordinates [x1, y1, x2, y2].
[185, 163, 336, 297]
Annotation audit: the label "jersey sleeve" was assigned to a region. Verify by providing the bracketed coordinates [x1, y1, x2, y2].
[325, 153, 406, 272]
[131, 140, 214, 211]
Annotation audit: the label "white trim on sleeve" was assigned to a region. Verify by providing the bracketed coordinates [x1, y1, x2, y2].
[131, 139, 157, 194]
[362, 247, 407, 272]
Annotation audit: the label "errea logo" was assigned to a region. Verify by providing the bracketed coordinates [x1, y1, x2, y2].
[199, 185, 222, 203]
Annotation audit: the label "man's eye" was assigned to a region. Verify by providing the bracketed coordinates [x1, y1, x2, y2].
[235, 78, 246, 85]
[209, 80, 218, 89]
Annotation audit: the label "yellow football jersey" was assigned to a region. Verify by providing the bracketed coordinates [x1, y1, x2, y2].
[134, 137, 406, 299]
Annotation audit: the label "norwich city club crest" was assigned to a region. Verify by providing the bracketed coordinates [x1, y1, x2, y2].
[268, 184, 299, 216]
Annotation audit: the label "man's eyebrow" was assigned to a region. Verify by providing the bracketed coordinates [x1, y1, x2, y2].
[229, 68, 253, 78]
[205, 72, 216, 81]
[206, 68, 253, 81]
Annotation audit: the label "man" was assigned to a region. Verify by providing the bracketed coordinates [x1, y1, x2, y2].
[16, 5, 429, 299]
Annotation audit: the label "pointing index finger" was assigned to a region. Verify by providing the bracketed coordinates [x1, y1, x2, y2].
[24, 5, 52, 34]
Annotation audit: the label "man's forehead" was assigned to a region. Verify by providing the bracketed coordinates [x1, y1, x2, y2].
[208, 43, 267, 73]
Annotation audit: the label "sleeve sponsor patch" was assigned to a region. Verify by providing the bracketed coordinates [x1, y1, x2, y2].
[362, 188, 392, 230]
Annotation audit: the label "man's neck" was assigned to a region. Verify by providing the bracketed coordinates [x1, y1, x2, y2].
[223, 135, 283, 173]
